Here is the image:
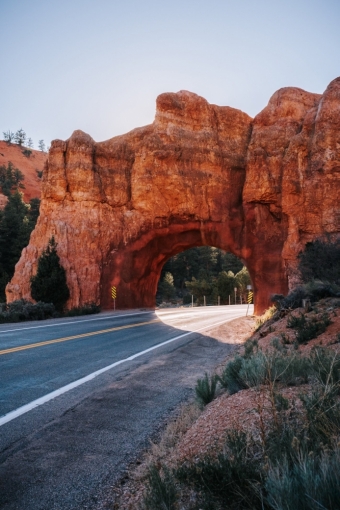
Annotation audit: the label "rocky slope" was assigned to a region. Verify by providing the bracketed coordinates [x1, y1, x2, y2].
[0, 141, 45, 205]
[111, 298, 340, 509]
[6, 78, 340, 313]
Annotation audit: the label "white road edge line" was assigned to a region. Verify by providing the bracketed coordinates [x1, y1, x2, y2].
[0, 315, 240, 427]
[0, 311, 151, 333]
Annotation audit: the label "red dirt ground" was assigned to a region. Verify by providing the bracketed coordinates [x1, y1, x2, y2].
[0, 140, 46, 204]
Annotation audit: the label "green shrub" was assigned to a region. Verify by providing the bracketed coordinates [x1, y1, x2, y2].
[176, 430, 263, 509]
[265, 424, 304, 467]
[310, 347, 340, 388]
[195, 373, 217, 407]
[219, 351, 273, 391]
[22, 149, 32, 158]
[296, 316, 331, 344]
[239, 351, 310, 388]
[287, 312, 331, 344]
[272, 281, 340, 312]
[146, 343, 340, 509]
[298, 238, 340, 286]
[272, 287, 307, 311]
[218, 356, 249, 394]
[266, 448, 340, 510]
[0, 300, 100, 324]
[301, 388, 340, 444]
[244, 338, 259, 358]
[31, 237, 70, 312]
[287, 313, 306, 329]
[219, 348, 311, 394]
[0, 299, 56, 323]
[275, 353, 310, 386]
[64, 303, 100, 317]
[238, 351, 270, 387]
[143, 465, 178, 510]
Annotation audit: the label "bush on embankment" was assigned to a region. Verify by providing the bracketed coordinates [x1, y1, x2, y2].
[142, 293, 340, 510]
[0, 299, 100, 323]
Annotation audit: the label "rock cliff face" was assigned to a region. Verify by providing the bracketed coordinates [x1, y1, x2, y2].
[6, 78, 340, 314]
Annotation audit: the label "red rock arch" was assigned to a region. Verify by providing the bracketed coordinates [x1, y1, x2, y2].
[101, 223, 237, 310]
[7, 79, 340, 314]
[100, 220, 288, 313]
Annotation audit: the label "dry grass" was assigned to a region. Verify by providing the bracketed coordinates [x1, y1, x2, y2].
[255, 305, 277, 331]
[134, 402, 201, 480]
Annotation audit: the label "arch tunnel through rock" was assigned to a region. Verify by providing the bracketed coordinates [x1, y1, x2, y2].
[100, 220, 288, 314]
[6, 79, 340, 315]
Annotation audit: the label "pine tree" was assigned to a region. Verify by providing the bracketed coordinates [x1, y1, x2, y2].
[0, 162, 25, 196]
[0, 192, 31, 275]
[158, 272, 176, 301]
[14, 128, 26, 146]
[38, 139, 46, 152]
[3, 130, 14, 144]
[31, 237, 70, 311]
[27, 198, 40, 227]
[26, 138, 34, 149]
[0, 191, 35, 301]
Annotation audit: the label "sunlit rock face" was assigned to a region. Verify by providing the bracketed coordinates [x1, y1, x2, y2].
[7, 79, 340, 314]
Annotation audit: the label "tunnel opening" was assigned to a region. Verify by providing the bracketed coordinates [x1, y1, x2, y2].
[101, 221, 288, 314]
[156, 247, 252, 307]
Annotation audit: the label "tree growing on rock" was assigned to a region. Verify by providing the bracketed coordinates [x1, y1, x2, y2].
[26, 138, 34, 149]
[0, 192, 39, 301]
[0, 162, 25, 196]
[31, 237, 70, 311]
[38, 140, 46, 152]
[14, 129, 26, 146]
[3, 130, 15, 144]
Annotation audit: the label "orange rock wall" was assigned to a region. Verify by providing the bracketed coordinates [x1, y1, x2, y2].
[6, 79, 340, 313]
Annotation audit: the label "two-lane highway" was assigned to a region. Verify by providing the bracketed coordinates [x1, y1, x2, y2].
[0, 306, 251, 423]
[0, 305, 253, 510]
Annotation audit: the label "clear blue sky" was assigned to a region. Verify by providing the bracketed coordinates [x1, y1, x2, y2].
[1, 0, 339, 147]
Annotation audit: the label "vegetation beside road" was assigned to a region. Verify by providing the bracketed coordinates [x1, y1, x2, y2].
[126, 294, 340, 510]
[113, 238, 340, 510]
[0, 163, 40, 301]
[0, 299, 100, 324]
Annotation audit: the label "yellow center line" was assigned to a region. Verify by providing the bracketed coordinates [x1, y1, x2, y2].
[0, 319, 161, 356]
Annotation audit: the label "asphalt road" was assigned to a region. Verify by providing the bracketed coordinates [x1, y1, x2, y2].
[0, 305, 252, 509]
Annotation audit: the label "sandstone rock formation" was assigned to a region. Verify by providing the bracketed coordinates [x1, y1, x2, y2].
[6, 78, 340, 314]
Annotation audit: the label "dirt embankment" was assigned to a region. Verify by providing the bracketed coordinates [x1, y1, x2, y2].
[0, 140, 45, 205]
[111, 299, 340, 509]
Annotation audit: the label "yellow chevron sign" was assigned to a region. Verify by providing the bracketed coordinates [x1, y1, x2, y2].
[111, 286, 117, 299]
[247, 291, 253, 304]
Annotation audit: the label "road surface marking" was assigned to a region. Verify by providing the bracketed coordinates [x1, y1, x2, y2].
[0, 311, 151, 334]
[0, 319, 161, 356]
[0, 316, 239, 426]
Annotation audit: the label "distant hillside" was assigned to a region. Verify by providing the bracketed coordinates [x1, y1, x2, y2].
[0, 140, 46, 205]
